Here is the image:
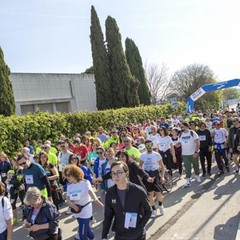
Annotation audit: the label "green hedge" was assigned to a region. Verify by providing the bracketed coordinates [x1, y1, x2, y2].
[0, 103, 185, 157]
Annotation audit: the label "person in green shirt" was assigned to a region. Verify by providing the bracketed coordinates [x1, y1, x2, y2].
[35, 140, 43, 154]
[103, 129, 120, 149]
[42, 144, 58, 166]
[123, 136, 141, 162]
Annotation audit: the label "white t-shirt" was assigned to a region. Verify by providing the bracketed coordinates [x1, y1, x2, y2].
[211, 128, 228, 143]
[148, 133, 160, 149]
[67, 181, 92, 218]
[157, 136, 173, 152]
[179, 130, 199, 155]
[140, 152, 162, 172]
[172, 119, 180, 126]
[0, 197, 13, 234]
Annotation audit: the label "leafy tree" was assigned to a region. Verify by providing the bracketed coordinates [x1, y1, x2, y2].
[0, 47, 15, 116]
[84, 66, 94, 74]
[90, 6, 113, 110]
[221, 88, 240, 100]
[105, 16, 139, 108]
[125, 38, 151, 105]
[170, 64, 220, 111]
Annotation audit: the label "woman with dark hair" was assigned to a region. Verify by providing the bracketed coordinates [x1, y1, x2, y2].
[157, 126, 176, 176]
[94, 151, 154, 192]
[0, 182, 13, 240]
[171, 128, 183, 178]
[39, 151, 61, 210]
[63, 165, 103, 240]
[81, 136, 92, 153]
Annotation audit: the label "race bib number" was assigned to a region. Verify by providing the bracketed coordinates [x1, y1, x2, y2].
[199, 135, 206, 141]
[69, 191, 81, 201]
[124, 212, 137, 229]
[25, 175, 34, 184]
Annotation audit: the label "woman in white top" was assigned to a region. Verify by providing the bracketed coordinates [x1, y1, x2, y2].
[157, 126, 176, 176]
[0, 182, 13, 240]
[64, 165, 103, 240]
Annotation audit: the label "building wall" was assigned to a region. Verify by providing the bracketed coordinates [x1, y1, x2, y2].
[10, 73, 97, 115]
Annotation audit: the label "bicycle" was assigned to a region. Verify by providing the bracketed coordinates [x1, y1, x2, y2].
[162, 169, 173, 192]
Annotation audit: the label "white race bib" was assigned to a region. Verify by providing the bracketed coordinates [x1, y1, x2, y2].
[69, 191, 81, 201]
[1, 173, 6, 177]
[25, 175, 34, 184]
[124, 212, 137, 229]
[199, 135, 206, 141]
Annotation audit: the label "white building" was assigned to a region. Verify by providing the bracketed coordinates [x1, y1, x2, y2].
[10, 73, 97, 115]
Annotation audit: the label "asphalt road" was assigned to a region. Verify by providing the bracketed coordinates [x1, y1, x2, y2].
[13, 161, 240, 240]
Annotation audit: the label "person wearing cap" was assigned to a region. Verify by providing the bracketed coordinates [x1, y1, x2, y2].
[17, 153, 52, 201]
[211, 121, 229, 174]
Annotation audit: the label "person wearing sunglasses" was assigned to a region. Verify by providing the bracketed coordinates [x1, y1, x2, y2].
[139, 140, 166, 218]
[123, 136, 141, 162]
[17, 153, 52, 202]
[102, 161, 151, 240]
[211, 121, 229, 175]
[102, 129, 120, 149]
[93, 147, 108, 199]
[64, 165, 103, 240]
[41, 144, 58, 167]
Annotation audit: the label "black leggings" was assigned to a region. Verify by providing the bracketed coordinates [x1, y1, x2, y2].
[9, 187, 25, 209]
[159, 149, 173, 175]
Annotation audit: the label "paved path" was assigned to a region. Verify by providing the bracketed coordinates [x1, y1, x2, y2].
[13, 162, 240, 240]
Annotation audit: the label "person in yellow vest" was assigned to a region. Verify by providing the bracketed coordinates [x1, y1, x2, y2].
[123, 135, 141, 162]
[42, 144, 58, 166]
[44, 140, 58, 156]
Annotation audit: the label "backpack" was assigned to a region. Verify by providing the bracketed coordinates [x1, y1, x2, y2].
[179, 130, 194, 139]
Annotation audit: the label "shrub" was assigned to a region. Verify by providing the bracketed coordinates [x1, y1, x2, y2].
[0, 103, 185, 157]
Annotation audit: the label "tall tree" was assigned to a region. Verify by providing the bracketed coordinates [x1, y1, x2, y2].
[105, 16, 139, 108]
[144, 62, 170, 104]
[170, 64, 219, 110]
[0, 47, 15, 116]
[125, 38, 151, 105]
[90, 6, 113, 110]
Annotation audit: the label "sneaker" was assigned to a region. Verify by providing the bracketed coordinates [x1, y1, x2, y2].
[151, 209, 157, 218]
[225, 166, 230, 172]
[66, 207, 72, 215]
[218, 170, 224, 175]
[207, 172, 212, 176]
[202, 173, 206, 177]
[90, 217, 97, 228]
[184, 179, 191, 187]
[74, 234, 79, 240]
[159, 205, 164, 215]
[195, 175, 201, 183]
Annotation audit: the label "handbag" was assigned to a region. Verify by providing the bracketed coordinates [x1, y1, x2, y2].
[70, 201, 91, 213]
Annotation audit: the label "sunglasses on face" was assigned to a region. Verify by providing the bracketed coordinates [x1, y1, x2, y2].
[124, 140, 131, 143]
[97, 151, 103, 155]
[42, 147, 48, 149]
[19, 161, 27, 166]
[71, 158, 78, 161]
[61, 145, 65, 148]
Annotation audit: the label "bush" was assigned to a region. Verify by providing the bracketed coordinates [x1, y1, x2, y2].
[0, 103, 185, 157]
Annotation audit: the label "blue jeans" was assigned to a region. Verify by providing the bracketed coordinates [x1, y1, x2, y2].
[0, 229, 7, 240]
[76, 218, 94, 240]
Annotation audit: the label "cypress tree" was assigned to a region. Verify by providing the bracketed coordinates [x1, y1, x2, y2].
[125, 38, 151, 105]
[90, 6, 113, 110]
[105, 16, 139, 108]
[0, 47, 15, 116]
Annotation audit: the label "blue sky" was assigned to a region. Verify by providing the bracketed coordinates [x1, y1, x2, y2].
[0, 0, 240, 81]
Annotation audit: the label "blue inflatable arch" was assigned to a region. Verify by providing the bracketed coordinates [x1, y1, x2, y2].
[186, 79, 240, 113]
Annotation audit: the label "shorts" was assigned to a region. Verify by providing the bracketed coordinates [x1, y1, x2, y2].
[144, 169, 163, 192]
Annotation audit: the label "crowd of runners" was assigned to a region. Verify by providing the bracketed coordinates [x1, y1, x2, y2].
[0, 109, 239, 240]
